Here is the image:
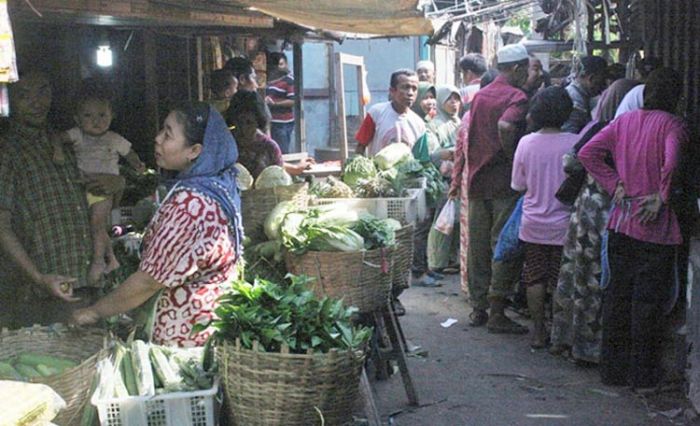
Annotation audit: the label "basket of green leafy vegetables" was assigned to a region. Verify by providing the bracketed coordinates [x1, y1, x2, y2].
[211, 275, 371, 426]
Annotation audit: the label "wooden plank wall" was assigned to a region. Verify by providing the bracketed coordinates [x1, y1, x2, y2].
[639, 0, 700, 130]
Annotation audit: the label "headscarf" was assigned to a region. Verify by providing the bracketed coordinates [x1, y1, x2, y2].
[426, 85, 462, 151]
[592, 78, 641, 122]
[164, 105, 243, 256]
[411, 82, 436, 119]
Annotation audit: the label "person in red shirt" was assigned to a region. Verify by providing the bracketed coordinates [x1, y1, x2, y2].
[449, 44, 531, 333]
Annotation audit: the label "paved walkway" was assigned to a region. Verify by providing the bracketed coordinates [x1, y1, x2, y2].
[371, 275, 696, 425]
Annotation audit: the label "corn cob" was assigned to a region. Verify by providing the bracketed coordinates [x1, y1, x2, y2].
[0, 361, 23, 380]
[131, 340, 155, 396]
[17, 353, 77, 371]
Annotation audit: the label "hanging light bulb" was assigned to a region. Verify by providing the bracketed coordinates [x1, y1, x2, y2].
[96, 44, 112, 67]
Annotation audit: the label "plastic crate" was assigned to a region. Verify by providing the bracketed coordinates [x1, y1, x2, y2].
[92, 380, 219, 426]
[111, 206, 135, 225]
[313, 189, 420, 224]
[404, 176, 427, 189]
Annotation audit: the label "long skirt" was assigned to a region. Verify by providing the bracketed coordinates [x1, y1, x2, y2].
[550, 175, 611, 363]
[458, 170, 470, 294]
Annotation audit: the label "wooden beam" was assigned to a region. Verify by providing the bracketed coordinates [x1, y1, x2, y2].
[196, 36, 204, 101]
[334, 51, 347, 162]
[293, 42, 306, 153]
[143, 30, 159, 137]
[9, 0, 275, 28]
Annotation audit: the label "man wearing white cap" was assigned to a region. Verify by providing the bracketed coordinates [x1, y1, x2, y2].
[416, 60, 435, 84]
[451, 43, 530, 334]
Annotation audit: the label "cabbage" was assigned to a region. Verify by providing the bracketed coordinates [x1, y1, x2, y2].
[342, 156, 377, 188]
[307, 227, 365, 252]
[255, 165, 293, 189]
[383, 218, 402, 231]
[374, 143, 413, 171]
[235, 163, 254, 191]
[264, 201, 297, 240]
[312, 205, 364, 227]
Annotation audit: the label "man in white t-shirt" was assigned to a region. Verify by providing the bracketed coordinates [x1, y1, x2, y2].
[355, 69, 425, 156]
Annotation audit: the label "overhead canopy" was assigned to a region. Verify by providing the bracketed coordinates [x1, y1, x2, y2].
[229, 0, 433, 36]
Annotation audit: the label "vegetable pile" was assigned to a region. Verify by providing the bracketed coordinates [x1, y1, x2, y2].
[0, 353, 77, 380]
[207, 275, 372, 354]
[93, 338, 214, 400]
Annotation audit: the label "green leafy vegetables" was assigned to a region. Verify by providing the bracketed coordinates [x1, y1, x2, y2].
[208, 275, 372, 354]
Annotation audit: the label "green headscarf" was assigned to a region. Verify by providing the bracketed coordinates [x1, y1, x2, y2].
[411, 82, 436, 120]
[425, 85, 461, 152]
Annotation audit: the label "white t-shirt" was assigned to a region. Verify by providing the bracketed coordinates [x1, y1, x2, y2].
[614, 84, 644, 118]
[355, 101, 426, 156]
[68, 127, 132, 175]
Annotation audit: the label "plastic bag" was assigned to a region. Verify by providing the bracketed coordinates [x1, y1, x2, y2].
[434, 199, 457, 235]
[0, 380, 66, 426]
[493, 196, 524, 262]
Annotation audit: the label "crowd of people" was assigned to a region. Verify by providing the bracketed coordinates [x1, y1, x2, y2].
[360, 45, 689, 391]
[0, 44, 691, 389]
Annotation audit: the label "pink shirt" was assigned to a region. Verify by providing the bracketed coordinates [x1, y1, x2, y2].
[511, 131, 579, 245]
[578, 109, 687, 245]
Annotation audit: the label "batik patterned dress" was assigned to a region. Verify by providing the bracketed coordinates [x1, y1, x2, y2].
[550, 174, 611, 363]
[140, 189, 238, 347]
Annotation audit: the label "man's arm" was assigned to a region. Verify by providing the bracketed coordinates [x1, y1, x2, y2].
[0, 209, 78, 301]
[497, 120, 519, 161]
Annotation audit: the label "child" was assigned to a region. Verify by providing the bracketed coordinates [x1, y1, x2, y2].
[54, 89, 145, 285]
[510, 86, 577, 349]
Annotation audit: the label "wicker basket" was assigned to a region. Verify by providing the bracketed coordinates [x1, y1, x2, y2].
[217, 340, 365, 426]
[241, 183, 309, 242]
[286, 247, 394, 314]
[392, 224, 415, 292]
[0, 325, 108, 425]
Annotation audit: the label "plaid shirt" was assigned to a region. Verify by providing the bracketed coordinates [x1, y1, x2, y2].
[0, 122, 93, 290]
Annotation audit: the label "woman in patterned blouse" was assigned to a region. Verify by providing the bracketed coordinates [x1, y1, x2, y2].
[73, 103, 243, 347]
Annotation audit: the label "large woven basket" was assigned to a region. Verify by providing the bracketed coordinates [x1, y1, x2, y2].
[241, 183, 309, 243]
[0, 324, 107, 425]
[217, 340, 365, 426]
[286, 247, 394, 314]
[392, 224, 415, 292]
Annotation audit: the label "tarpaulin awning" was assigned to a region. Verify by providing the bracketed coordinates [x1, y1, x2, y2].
[229, 0, 433, 36]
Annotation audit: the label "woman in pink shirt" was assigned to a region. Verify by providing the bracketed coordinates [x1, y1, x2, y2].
[511, 87, 578, 348]
[578, 69, 687, 389]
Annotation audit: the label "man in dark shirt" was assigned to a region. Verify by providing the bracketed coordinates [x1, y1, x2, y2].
[461, 44, 530, 334]
[562, 56, 609, 133]
[0, 72, 123, 327]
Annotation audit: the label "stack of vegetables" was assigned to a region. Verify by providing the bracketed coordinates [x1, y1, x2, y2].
[312, 143, 446, 204]
[235, 164, 293, 191]
[0, 353, 77, 381]
[92, 338, 214, 400]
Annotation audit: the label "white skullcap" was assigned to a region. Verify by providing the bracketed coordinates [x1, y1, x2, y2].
[416, 60, 435, 71]
[496, 44, 529, 64]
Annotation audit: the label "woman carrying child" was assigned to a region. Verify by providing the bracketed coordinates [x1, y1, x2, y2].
[510, 86, 578, 348]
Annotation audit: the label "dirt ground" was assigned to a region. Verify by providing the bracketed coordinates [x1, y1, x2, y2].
[369, 274, 700, 426]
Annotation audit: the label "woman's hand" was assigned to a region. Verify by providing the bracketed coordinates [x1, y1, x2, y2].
[635, 193, 663, 224]
[37, 274, 80, 302]
[72, 307, 100, 326]
[447, 186, 460, 200]
[613, 181, 626, 203]
[85, 174, 126, 196]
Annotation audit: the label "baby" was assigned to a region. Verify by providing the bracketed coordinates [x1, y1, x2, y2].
[54, 91, 145, 285]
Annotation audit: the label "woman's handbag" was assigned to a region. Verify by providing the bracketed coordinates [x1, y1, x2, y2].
[493, 196, 524, 262]
[555, 121, 608, 205]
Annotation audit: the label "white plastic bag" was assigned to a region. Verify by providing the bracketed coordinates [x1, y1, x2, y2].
[434, 199, 457, 235]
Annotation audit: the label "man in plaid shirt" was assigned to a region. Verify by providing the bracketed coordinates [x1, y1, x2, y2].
[0, 72, 124, 327]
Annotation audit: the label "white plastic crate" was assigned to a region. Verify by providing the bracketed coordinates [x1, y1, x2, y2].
[313, 189, 420, 224]
[92, 380, 219, 426]
[111, 206, 135, 225]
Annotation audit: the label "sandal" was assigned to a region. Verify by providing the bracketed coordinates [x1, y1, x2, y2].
[469, 309, 489, 327]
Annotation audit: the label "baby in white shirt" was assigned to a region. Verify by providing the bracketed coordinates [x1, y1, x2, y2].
[54, 94, 145, 285]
